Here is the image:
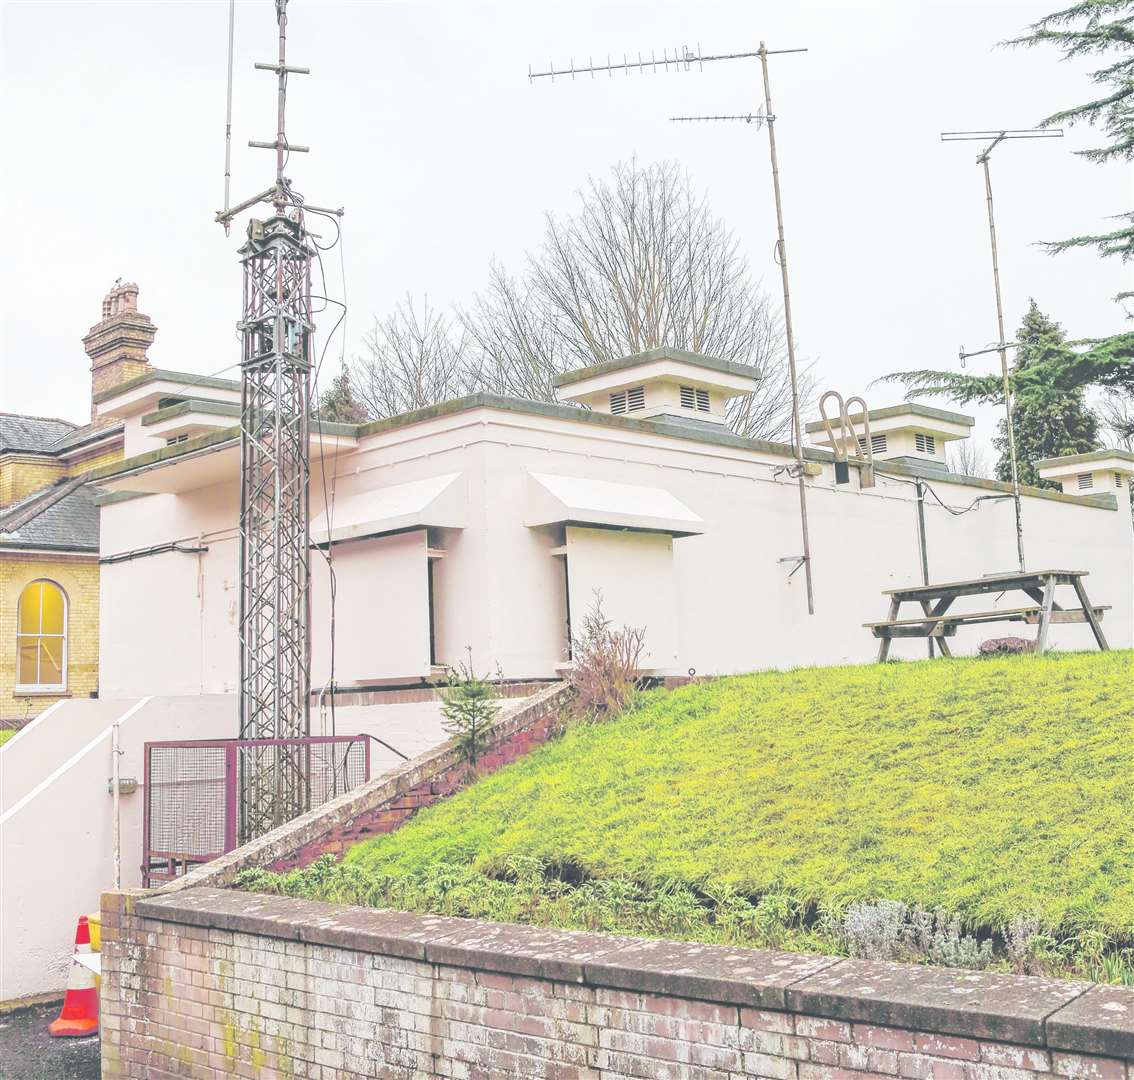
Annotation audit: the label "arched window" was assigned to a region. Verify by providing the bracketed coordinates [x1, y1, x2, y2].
[16, 580, 67, 691]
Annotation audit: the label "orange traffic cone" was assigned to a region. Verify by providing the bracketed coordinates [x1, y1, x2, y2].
[48, 915, 99, 1038]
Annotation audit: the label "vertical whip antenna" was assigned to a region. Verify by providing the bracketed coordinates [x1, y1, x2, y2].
[940, 127, 1063, 573]
[529, 40, 816, 615]
[222, 0, 235, 235]
[215, 0, 343, 842]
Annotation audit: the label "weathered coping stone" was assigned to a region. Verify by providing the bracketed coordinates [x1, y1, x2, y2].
[132, 886, 1134, 1059]
[787, 957, 1089, 1044]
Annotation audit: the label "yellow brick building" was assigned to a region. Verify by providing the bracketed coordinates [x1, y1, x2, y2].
[0, 282, 158, 726]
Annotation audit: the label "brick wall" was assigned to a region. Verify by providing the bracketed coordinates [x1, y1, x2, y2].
[101, 887, 1134, 1080]
[66, 444, 124, 478]
[0, 457, 65, 508]
[0, 553, 100, 724]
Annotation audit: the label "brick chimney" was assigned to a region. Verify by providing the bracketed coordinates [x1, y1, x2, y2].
[82, 281, 157, 419]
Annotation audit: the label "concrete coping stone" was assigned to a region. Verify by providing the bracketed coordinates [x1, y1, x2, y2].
[1044, 985, 1134, 1060]
[129, 887, 1134, 1059]
[787, 957, 1091, 1046]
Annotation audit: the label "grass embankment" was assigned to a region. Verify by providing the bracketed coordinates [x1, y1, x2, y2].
[239, 651, 1134, 980]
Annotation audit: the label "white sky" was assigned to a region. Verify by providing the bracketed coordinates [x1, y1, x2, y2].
[1, 0, 1129, 452]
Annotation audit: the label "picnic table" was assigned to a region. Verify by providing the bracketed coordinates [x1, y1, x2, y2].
[865, 569, 1110, 661]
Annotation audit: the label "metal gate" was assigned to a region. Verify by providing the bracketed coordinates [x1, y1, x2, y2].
[142, 736, 369, 887]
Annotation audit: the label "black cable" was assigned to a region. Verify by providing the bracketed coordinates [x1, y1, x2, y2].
[880, 470, 1012, 516]
[307, 228, 348, 775]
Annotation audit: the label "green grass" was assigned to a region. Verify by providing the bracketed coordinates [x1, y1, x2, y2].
[0, 729, 15, 747]
[240, 651, 1134, 976]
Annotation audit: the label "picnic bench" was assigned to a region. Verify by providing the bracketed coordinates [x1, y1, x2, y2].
[865, 569, 1110, 661]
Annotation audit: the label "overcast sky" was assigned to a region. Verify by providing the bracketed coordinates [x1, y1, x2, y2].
[1, 0, 1128, 452]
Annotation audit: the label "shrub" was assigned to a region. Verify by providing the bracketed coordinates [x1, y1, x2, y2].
[842, 901, 994, 969]
[440, 655, 500, 778]
[567, 591, 645, 721]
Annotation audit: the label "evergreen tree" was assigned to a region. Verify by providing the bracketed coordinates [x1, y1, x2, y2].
[315, 364, 370, 424]
[990, 303, 1100, 487]
[1006, 1, 1134, 293]
[879, 302, 1105, 487]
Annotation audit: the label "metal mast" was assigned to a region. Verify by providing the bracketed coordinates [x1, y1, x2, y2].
[940, 127, 1063, 573]
[530, 42, 816, 614]
[216, 0, 340, 841]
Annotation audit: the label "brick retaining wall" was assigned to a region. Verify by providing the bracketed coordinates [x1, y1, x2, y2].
[101, 887, 1134, 1080]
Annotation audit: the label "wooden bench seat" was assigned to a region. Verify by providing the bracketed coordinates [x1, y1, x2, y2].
[865, 605, 1109, 639]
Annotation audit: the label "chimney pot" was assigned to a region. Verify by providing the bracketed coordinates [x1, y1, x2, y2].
[84, 280, 157, 420]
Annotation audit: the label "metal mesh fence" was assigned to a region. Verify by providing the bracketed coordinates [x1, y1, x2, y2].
[143, 736, 368, 887]
[147, 744, 229, 862]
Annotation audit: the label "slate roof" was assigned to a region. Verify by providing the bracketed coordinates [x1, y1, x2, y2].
[0, 413, 78, 453]
[49, 421, 123, 453]
[0, 413, 122, 457]
[0, 478, 100, 553]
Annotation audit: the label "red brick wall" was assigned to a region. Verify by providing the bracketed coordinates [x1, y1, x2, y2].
[100, 887, 1134, 1080]
[272, 705, 560, 871]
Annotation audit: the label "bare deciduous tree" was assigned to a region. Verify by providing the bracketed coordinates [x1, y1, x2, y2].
[354, 296, 470, 419]
[351, 161, 808, 440]
[1096, 391, 1134, 450]
[947, 439, 992, 479]
[464, 160, 806, 439]
[460, 265, 571, 402]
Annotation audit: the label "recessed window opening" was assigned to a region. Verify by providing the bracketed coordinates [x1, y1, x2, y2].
[16, 580, 67, 691]
[426, 557, 437, 666]
[626, 386, 645, 411]
[1116, 472, 1124, 489]
[166, 433, 189, 446]
[858, 433, 887, 455]
[914, 433, 937, 455]
[1078, 472, 1094, 491]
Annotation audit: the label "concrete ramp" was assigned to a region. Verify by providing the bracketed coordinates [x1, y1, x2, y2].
[0, 696, 232, 1002]
[1, 698, 140, 813]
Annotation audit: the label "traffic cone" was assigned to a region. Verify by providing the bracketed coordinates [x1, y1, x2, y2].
[48, 915, 99, 1038]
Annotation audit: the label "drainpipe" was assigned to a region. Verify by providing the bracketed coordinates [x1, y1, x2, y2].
[112, 720, 122, 890]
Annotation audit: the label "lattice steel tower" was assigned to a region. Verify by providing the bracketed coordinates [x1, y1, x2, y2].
[216, 0, 340, 841]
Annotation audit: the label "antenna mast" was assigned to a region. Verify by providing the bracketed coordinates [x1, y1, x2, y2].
[940, 127, 1063, 573]
[530, 42, 816, 615]
[216, 0, 343, 842]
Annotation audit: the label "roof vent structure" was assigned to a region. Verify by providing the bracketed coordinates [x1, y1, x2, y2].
[806, 403, 974, 472]
[553, 347, 762, 428]
[1036, 450, 1134, 500]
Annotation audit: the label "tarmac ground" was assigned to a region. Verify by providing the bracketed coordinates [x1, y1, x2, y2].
[0, 1002, 100, 1080]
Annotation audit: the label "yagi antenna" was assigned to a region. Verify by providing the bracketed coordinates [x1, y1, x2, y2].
[529, 41, 817, 616]
[671, 108, 766, 125]
[940, 125, 1063, 573]
[528, 44, 806, 80]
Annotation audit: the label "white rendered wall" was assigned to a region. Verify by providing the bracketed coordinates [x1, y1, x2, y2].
[100, 480, 241, 698]
[121, 413, 169, 457]
[565, 527, 678, 672]
[0, 695, 234, 1001]
[0, 698, 136, 813]
[310, 530, 432, 685]
[97, 405, 1134, 695]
